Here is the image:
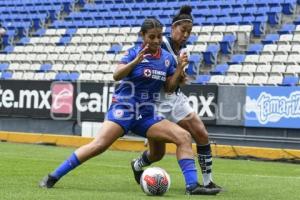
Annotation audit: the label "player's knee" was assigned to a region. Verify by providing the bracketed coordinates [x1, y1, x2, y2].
[88, 142, 107, 156]
[177, 130, 192, 145]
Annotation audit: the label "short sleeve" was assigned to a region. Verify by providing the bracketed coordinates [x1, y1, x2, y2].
[120, 47, 136, 64]
[166, 55, 176, 77]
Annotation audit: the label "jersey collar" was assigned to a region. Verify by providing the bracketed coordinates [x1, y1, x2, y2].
[140, 44, 161, 59]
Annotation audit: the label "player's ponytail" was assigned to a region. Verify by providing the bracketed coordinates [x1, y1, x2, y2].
[172, 5, 193, 25]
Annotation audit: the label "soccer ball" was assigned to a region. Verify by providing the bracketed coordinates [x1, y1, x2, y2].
[140, 167, 171, 196]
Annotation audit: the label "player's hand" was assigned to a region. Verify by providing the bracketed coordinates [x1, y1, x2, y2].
[133, 44, 150, 64]
[177, 52, 189, 70]
[179, 70, 188, 86]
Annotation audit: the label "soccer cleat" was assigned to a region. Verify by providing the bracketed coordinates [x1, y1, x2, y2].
[186, 183, 220, 195]
[131, 159, 144, 184]
[205, 181, 223, 192]
[39, 174, 58, 188]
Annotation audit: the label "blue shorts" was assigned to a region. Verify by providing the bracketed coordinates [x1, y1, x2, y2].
[106, 103, 163, 137]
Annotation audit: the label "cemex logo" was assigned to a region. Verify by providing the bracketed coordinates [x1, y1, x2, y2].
[51, 82, 74, 115]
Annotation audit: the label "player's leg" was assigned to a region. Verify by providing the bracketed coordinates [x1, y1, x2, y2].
[177, 111, 222, 191]
[131, 139, 165, 184]
[39, 121, 124, 188]
[146, 119, 218, 195]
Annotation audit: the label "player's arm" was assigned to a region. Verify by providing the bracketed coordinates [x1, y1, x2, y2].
[165, 52, 188, 92]
[113, 45, 149, 81]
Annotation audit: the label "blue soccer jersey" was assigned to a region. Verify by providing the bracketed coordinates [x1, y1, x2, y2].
[107, 46, 177, 137]
[113, 45, 176, 104]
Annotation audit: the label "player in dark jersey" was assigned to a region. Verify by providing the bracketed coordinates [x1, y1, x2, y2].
[131, 6, 222, 194]
[39, 18, 213, 195]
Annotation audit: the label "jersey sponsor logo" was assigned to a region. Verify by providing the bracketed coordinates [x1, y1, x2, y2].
[144, 68, 152, 77]
[113, 109, 124, 118]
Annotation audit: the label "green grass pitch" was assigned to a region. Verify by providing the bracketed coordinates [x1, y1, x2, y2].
[0, 141, 299, 200]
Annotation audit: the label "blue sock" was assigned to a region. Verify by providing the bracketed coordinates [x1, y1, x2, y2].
[178, 158, 198, 190]
[51, 152, 81, 179]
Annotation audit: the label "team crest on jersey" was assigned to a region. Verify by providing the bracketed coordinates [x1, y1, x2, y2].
[143, 68, 152, 77]
[113, 109, 124, 118]
[165, 59, 170, 67]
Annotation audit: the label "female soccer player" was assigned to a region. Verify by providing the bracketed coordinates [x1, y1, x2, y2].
[39, 18, 212, 195]
[131, 6, 222, 194]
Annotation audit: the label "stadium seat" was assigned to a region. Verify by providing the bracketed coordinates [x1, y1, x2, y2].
[267, 73, 283, 85]
[228, 54, 246, 64]
[262, 34, 280, 44]
[39, 63, 52, 72]
[220, 34, 236, 54]
[0, 63, 9, 71]
[70, 72, 80, 81]
[186, 53, 202, 76]
[246, 43, 263, 54]
[203, 44, 220, 65]
[107, 44, 122, 54]
[211, 63, 229, 74]
[281, 75, 299, 86]
[223, 72, 239, 85]
[55, 72, 69, 81]
[209, 75, 225, 84]
[192, 74, 211, 84]
[1, 71, 13, 79]
[238, 73, 254, 85]
[278, 24, 296, 34]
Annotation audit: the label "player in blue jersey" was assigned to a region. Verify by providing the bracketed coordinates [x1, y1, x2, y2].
[39, 18, 215, 195]
[131, 6, 222, 194]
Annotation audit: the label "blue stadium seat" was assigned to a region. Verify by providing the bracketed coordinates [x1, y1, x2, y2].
[262, 34, 280, 44]
[186, 53, 202, 76]
[203, 44, 220, 65]
[3, 46, 14, 53]
[187, 35, 198, 45]
[55, 72, 69, 81]
[211, 63, 229, 75]
[1, 71, 12, 79]
[281, 75, 299, 86]
[246, 43, 263, 54]
[281, 0, 296, 14]
[39, 63, 52, 72]
[65, 28, 77, 36]
[107, 44, 122, 54]
[228, 54, 246, 64]
[58, 36, 71, 45]
[0, 63, 9, 71]
[17, 37, 30, 45]
[70, 72, 79, 81]
[192, 74, 211, 85]
[220, 34, 236, 54]
[278, 23, 296, 34]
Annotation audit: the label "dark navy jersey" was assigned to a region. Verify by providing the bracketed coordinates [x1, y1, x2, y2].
[113, 46, 176, 104]
[161, 36, 187, 92]
[161, 36, 187, 60]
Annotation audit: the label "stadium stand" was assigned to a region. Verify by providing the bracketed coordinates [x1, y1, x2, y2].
[0, 0, 298, 86]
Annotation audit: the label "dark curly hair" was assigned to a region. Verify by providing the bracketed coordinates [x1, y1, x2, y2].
[172, 5, 193, 25]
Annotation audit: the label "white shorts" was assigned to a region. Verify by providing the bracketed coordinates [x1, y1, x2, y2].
[156, 91, 194, 123]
